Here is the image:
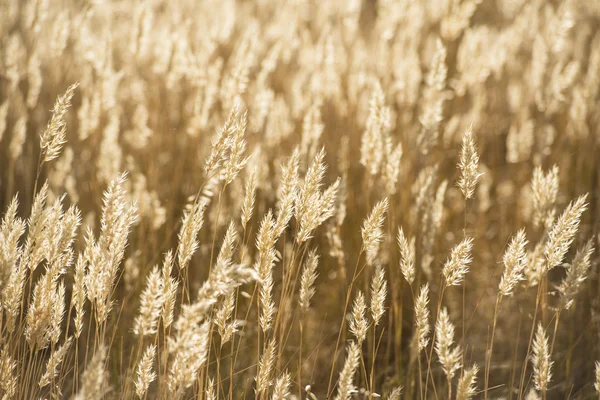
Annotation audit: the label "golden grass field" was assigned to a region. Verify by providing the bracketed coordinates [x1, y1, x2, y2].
[1, 0, 600, 399]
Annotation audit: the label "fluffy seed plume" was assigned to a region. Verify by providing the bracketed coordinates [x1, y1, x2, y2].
[557, 239, 594, 310]
[370, 264, 387, 326]
[40, 82, 79, 162]
[443, 237, 474, 286]
[415, 283, 431, 351]
[531, 165, 559, 229]
[334, 341, 361, 400]
[499, 229, 528, 297]
[456, 364, 479, 400]
[256, 339, 277, 396]
[272, 372, 291, 400]
[133, 266, 164, 336]
[349, 290, 368, 344]
[39, 337, 73, 387]
[215, 289, 238, 344]
[274, 149, 300, 238]
[457, 126, 482, 199]
[531, 323, 552, 394]
[362, 197, 389, 262]
[397, 227, 415, 285]
[387, 387, 402, 400]
[241, 169, 257, 230]
[177, 199, 207, 270]
[299, 249, 319, 313]
[544, 194, 588, 270]
[435, 307, 462, 379]
[135, 345, 157, 398]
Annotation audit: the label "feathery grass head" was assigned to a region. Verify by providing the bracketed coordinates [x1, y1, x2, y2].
[499, 229, 528, 297]
[362, 197, 388, 261]
[272, 372, 291, 400]
[443, 237, 474, 286]
[456, 364, 479, 400]
[531, 323, 552, 394]
[135, 345, 157, 398]
[531, 165, 559, 229]
[134, 266, 164, 336]
[350, 290, 368, 344]
[387, 387, 402, 400]
[397, 227, 415, 285]
[40, 82, 79, 162]
[557, 238, 594, 310]
[299, 249, 319, 313]
[370, 264, 387, 326]
[415, 283, 430, 352]
[256, 339, 277, 396]
[435, 307, 462, 379]
[544, 194, 587, 270]
[457, 125, 482, 199]
[334, 341, 361, 400]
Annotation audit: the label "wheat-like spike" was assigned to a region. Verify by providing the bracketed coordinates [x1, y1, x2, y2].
[271, 371, 291, 400]
[350, 290, 368, 344]
[75, 344, 108, 400]
[531, 323, 552, 394]
[215, 221, 238, 271]
[224, 109, 249, 184]
[206, 378, 216, 400]
[134, 266, 164, 336]
[26, 273, 55, 349]
[415, 283, 431, 352]
[362, 197, 389, 262]
[256, 339, 277, 396]
[456, 364, 479, 400]
[442, 237, 474, 286]
[135, 344, 157, 398]
[167, 320, 211, 398]
[161, 251, 178, 328]
[274, 149, 300, 238]
[370, 264, 387, 326]
[39, 336, 73, 388]
[397, 227, 415, 285]
[51, 280, 66, 345]
[387, 386, 402, 400]
[299, 249, 319, 313]
[215, 289, 238, 344]
[435, 307, 462, 379]
[427, 38, 448, 91]
[177, 198, 207, 270]
[72, 255, 87, 339]
[205, 101, 240, 174]
[0, 349, 17, 398]
[557, 238, 594, 310]
[241, 168, 258, 230]
[360, 80, 387, 177]
[544, 194, 588, 270]
[457, 126, 482, 199]
[531, 165, 559, 229]
[260, 264, 275, 332]
[499, 229, 529, 297]
[334, 341, 361, 400]
[296, 147, 339, 243]
[384, 139, 403, 196]
[40, 82, 79, 162]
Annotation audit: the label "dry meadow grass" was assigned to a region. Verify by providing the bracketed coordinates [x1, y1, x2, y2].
[1, 0, 600, 399]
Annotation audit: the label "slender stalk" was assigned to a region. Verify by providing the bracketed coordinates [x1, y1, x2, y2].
[484, 294, 502, 399]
